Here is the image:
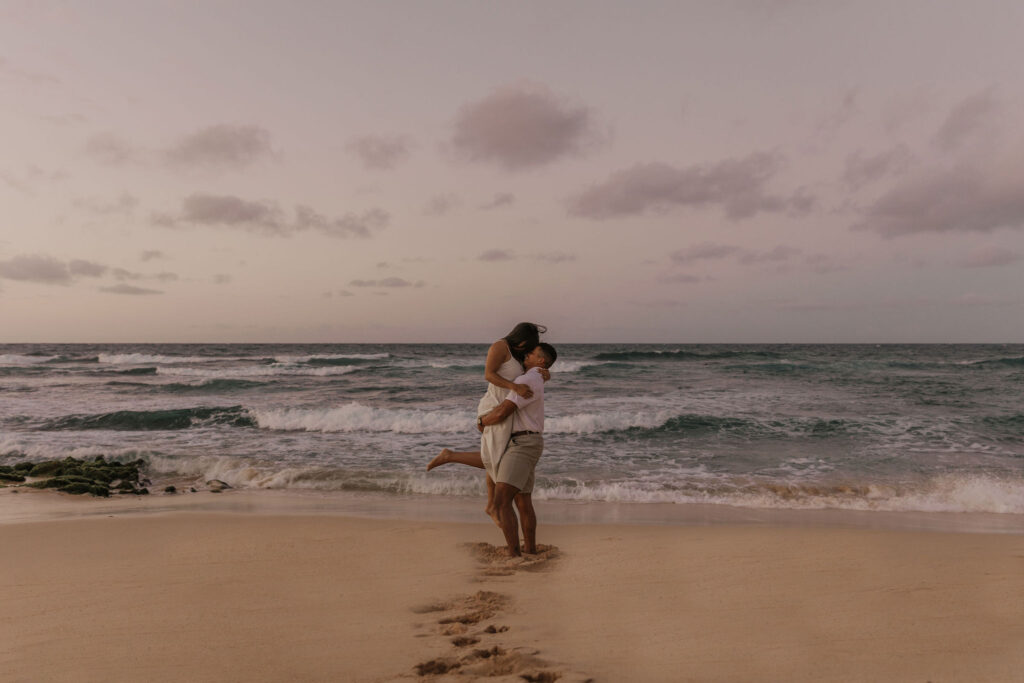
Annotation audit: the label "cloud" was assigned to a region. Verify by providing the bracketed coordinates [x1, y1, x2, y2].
[480, 193, 516, 210]
[843, 145, 913, 189]
[347, 135, 411, 170]
[0, 254, 175, 288]
[165, 124, 274, 167]
[140, 250, 165, 262]
[293, 204, 387, 238]
[83, 133, 141, 166]
[0, 57, 60, 85]
[477, 249, 516, 262]
[349, 277, 424, 288]
[155, 194, 387, 238]
[656, 273, 703, 284]
[100, 284, 163, 295]
[737, 245, 802, 265]
[670, 242, 801, 266]
[534, 251, 576, 263]
[933, 89, 1002, 151]
[570, 153, 814, 220]
[451, 81, 600, 170]
[955, 245, 1022, 268]
[670, 243, 744, 264]
[852, 161, 1024, 237]
[424, 193, 460, 217]
[73, 193, 139, 216]
[68, 259, 108, 277]
[0, 254, 71, 284]
[213, 274, 232, 284]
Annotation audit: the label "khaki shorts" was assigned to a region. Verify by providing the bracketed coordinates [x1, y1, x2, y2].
[495, 433, 543, 494]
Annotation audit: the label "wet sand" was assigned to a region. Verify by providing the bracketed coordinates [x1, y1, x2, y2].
[1, 492, 1022, 682]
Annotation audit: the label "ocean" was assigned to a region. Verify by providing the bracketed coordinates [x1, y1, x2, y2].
[2, 343, 1023, 522]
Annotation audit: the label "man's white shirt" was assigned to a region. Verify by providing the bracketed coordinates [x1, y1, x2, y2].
[506, 367, 545, 433]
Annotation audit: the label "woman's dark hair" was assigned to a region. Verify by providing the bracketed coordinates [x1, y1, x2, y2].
[504, 322, 547, 362]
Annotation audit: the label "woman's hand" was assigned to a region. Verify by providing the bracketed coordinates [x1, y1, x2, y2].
[512, 383, 534, 399]
[537, 368, 551, 382]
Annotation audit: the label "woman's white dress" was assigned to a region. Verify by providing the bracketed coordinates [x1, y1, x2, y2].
[477, 351, 523, 477]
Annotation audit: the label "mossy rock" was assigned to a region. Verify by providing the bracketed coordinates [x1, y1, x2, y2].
[18, 456, 145, 497]
[13, 462, 35, 472]
[0, 470, 26, 483]
[164, 486, 177, 494]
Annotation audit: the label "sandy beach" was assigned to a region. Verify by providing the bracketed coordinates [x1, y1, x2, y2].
[2, 491, 1022, 682]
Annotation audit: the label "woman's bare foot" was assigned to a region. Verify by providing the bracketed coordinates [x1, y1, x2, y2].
[485, 504, 501, 528]
[427, 448, 452, 471]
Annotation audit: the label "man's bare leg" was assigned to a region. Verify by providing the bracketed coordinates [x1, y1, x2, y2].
[493, 482, 522, 557]
[426, 449, 484, 471]
[514, 493, 537, 554]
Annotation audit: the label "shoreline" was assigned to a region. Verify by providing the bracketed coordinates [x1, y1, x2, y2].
[3, 485, 1023, 534]
[2, 505, 1022, 682]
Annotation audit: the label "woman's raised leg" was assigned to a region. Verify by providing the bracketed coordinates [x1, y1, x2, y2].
[426, 449, 484, 471]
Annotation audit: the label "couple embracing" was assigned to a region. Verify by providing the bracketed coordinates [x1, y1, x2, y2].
[427, 323, 557, 558]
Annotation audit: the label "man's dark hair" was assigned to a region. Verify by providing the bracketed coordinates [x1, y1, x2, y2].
[536, 342, 557, 368]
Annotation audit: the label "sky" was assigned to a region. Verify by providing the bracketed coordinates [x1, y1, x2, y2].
[2, 1, 1024, 343]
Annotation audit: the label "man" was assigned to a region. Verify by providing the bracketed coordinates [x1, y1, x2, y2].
[476, 342, 557, 557]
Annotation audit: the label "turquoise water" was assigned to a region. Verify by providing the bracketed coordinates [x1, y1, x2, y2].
[1, 343, 1023, 515]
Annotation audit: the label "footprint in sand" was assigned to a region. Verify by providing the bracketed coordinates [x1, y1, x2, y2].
[407, 546, 590, 682]
[461, 542, 560, 578]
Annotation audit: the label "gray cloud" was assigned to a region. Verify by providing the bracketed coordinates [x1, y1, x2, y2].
[670, 243, 744, 264]
[570, 153, 814, 220]
[670, 242, 808, 269]
[737, 245, 802, 265]
[423, 193, 460, 217]
[293, 205, 387, 238]
[0, 57, 60, 85]
[347, 135, 411, 170]
[213, 274, 233, 284]
[933, 89, 1002, 151]
[955, 245, 1022, 268]
[452, 81, 599, 170]
[68, 259, 108, 277]
[477, 249, 516, 262]
[166, 124, 274, 167]
[100, 284, 163, 295]
[843, 145, 913, 189]
[852, 163, 1024, 237]
[657, 273, 703, 284]
[83, 133, 141, 166]
[140, 250, 165, 262]
[534, 251, 576, 263]
[74, 193, 139, 216]
[349, 277, 424, 288]
[155, 194, 387, 238]
[480, 193, 516, 210]
[0, 254, 176, 288]
[0, 254, 71, 284]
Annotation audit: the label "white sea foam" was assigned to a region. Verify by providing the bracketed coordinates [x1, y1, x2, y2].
[0, 354, 56, 365]
[156, 364, 360, 378]
[251, 402, 470, 433]
[106, 450, 1024, 515]
[546, 409, 678, 434]
[550, 360, 605, 373]
[274, 353, 390, 363]
[98, 353, 225, 365]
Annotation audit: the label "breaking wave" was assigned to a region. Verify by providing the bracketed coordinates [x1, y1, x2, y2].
[40, 406, 255, 431]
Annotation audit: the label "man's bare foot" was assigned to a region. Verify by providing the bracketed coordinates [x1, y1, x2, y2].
[498, 546, 522, 558]
[427, 448, 452, 471]
[522, 544, 537, 555]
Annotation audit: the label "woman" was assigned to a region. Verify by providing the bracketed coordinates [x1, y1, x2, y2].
[427, 322, 549, 522]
